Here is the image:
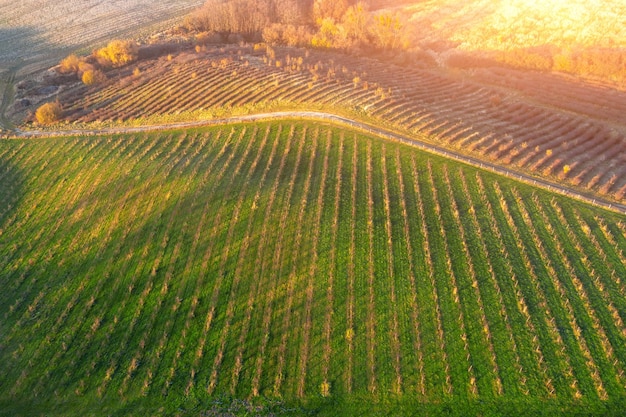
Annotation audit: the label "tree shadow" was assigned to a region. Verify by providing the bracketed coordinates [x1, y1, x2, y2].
[0, 26, 62, 127]
[0, 26, 48, 65]
[0, 145, 24, 342]
[0, 146, 23, 235]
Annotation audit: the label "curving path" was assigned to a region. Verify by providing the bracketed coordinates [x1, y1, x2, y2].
[9, 110, 626, 215]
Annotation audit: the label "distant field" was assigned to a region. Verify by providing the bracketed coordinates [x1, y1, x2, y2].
[381, 0, 626, 50]
[0, 0, 203, 129]
[1, 121, 625, 415]
[0, 0, 202, 65]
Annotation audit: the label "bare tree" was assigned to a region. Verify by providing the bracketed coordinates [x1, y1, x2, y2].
[313, 0, 349, 23]
[186, 0, 309, 37]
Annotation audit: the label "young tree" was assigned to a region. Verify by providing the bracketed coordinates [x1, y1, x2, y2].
[341, 2, 370, 47]
[311, 18, 340, 48]
[262, 23, 284, 44]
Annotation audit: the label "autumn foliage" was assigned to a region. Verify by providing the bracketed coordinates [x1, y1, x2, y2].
[186, 0, 409, 53]
[59, 54, 82, 74]
[82, 69, 107, 85]
[96, 40, 139, 67]
[35, 101, 63, 125]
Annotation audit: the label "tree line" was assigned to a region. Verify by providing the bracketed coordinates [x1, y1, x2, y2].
[184, 0, 411, 53]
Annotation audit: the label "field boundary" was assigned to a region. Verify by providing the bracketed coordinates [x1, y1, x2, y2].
[10, 111, 626, 215]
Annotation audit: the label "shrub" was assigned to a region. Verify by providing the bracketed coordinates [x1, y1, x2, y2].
[82, 69, 107, 85]
[59, 54, 81, 74]
[490, 94, 502, 107]
[261, 23, 311, 47]
[226, 33, 245, 44]
[320, 381, 330, 397]
[195, 31, 222, 45]
[96, 40, 138, 67]
[35, 102, 63, 125]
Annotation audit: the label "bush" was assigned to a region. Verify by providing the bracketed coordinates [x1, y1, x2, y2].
[96, 40, 138, 67]
[35, 102, 63, 125]
[227, 33, 245, 44]
[82, 69, 107, 85]
[195, 31, 223, 45]
[59, 54, 81, 74]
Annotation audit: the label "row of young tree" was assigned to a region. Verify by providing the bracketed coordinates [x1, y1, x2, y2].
[448, 44, 626, 87]
[185, 0, 410, 52]
[498, 46, 626, 86]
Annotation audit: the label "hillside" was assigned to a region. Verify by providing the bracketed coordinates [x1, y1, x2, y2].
[20, 44, 626, 203]
[1, 121, 626, 415]
[2, 1, 626, 415]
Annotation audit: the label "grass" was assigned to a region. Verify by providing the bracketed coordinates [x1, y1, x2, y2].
[0, 120, 625, 416]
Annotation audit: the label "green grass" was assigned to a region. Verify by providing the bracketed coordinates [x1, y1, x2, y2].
[1, 121, 625, 416]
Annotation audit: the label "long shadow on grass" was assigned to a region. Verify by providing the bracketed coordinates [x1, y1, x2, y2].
[0, 145, 24, 355]
[0, 27, 46, 64]
[0, 124, 362, 413]
[0, 134, 289, 412]
[0, 144, 22, 224]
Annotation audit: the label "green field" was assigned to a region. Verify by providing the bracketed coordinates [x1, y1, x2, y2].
[1, 121, 625, 416]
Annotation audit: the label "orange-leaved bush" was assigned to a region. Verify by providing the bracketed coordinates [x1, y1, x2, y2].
[96, 40, 138, 67]
[35, 102, 63, 125]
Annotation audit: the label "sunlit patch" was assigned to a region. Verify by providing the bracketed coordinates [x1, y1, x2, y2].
[398, 0, 626, 50]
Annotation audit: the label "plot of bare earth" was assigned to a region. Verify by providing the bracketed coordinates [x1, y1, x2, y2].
[0, 0, 203, 69]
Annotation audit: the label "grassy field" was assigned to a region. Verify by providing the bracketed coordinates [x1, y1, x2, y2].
[1, 120, 625, 416]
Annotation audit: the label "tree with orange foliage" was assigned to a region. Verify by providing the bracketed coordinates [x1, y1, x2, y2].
[82, 69, 107, 85]
[339, 2, 369, 48]
[96, 40, 138, 67]
[35, 102, 63, 125]
[59, 54, 81, 74]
